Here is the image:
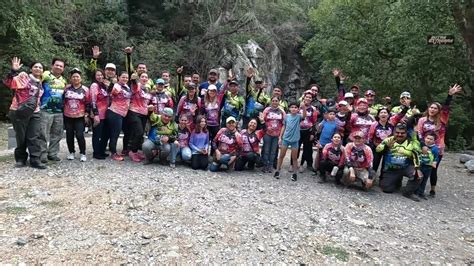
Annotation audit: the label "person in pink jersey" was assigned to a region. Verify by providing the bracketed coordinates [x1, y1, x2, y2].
[348, 98, 375, 144]
[63, 68, 91, 162]
[90, 69, 110, 159]
[102, 72, 131, 161]
[261, 96, 286, 173]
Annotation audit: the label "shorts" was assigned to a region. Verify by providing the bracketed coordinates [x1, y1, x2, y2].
[282, 139, 299, 149]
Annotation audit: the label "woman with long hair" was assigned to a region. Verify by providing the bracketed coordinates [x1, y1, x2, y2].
[177, 82, 202, 131]
[189, 115, 210, 170]
[89, 69, 110, 159]
[261, 96, 286, 173]
[415, 84, 462, 197]
[4, 57, 46, 169]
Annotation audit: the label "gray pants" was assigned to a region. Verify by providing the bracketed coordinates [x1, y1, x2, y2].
[8, 110, 44, 164]
[40, 111, 63, 160]
[142, 139, 172, 162]
[381, 165, 419, 195]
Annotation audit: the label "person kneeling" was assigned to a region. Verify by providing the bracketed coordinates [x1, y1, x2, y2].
[235, 117, 265, 171]
[342, 131, 374, 190]
[142, 108, 178, 167]
[210, 116, 242, 172]
[318, 133, 345, 184]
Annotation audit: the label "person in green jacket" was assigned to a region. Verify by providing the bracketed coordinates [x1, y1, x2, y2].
[242, 67, 270, 129]
[376, 123, 422, 201]
[124, 46, 155, 92]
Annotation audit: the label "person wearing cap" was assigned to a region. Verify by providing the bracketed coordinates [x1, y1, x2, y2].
[203, 84, 225, 154]
[220, 78, 245, 128]
[343, 130, 374, 190]
[242, 67, 270, 129]
[63, 68, 91, 162]
[124, 46, 154, 92]
[143, 107, 179, 166]
[177, 82, 202, 131]
[391, 91, 420, 117]
[151, 78, 174, 115]
[236, 115, 266, 171]
[210, 116, 243, 172]
[90, 46, 117, 85]
[198, 68, 223, 98]
[271, 86, 288, 112]
[5, 57, 47, 169]
[335, 100, 351, 143]
[297, 90, 318, 173]
[343, 92, 355, 110]
[348, 98, 375, 144]
[101, 72, 132, 161]
[365, 89, 383, 116]
[376, 123, 422, 201]
[125, 72, 154, 162]
[298, 84, 325, 123]
[39, 58, 66, 163]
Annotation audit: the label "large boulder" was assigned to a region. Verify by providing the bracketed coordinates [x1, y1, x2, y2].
[460, 154, 474, 163]
[465, 159, 474, 173]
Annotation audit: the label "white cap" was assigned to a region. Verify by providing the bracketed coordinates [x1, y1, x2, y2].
[208, 84, 217, 91]
[105, 63, 116, 70]
[344, 92, 354, 98]
[338, 100, 348, 106]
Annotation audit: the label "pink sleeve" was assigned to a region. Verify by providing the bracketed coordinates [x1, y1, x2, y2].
[364, 145, 373, 168]
[177, 96, 185, 115]
[322, 144, 329, 160]
[368, 122, 376, 143]
[338, 145, 346, 167]
[416, 117, 426, 140]
[440, 105, 450, 125]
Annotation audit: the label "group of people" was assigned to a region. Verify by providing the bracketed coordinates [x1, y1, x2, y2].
[4, 46, 463, 202]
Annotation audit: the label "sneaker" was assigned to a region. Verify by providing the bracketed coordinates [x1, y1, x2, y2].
[291, 173, 297, 182]
[307, 166, 314, 172]
[299, 167, 304, 173]
[111, 153, 124, 161]
[80, 154, 87, 162]
[67, 153, 75, 160]
[429, 190, 436, 198]
[273, 171, 280, 179]
[418, 194, 428, 200]
[129, 151, 142, 162]
[47, 156, 61, 162]
[403, 193, 420, 202]
[318, 175, 326, 184]
[15, 161, 27, 168]
[170, 163, 176, 169]
[30, 162, 47, 170]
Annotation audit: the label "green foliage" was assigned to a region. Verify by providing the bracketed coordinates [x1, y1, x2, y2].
[303, 0, 473, 148]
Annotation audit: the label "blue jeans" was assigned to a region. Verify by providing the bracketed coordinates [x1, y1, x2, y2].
[170, 146, 192, 164]
[416, 165, 433, 196]
[210, 154, 231, 172]
[262, 134, 279, 167]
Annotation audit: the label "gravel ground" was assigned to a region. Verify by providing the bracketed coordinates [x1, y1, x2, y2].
[0, 137, 473, 264]
[0, 122, 9, 150]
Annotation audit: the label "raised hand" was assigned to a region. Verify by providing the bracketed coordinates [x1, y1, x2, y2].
[258, 112, 264, 122]
[228, 69, 235, 80]
[332, 68, 340, 77]
[177, 66, 183, 74]
[246, 67, 255, 78]
[11, 57, 23, 71]
[448, 84, 462, 95]
[123, 46, 134, 54]
[92, 46, 102, 59]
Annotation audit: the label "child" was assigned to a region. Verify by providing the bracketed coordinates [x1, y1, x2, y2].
[274, 102, 307, 181]
[415, 133, 439, 199]
[318, 133, 345, 184]
[315, 108, 338, 170]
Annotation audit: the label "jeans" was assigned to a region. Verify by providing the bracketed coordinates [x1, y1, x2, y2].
[416, 165, 434, 196]
[262, 134, 279, 168]
[9, 110, 44, 164]
[92, 119, 105, 156]
[104, 110, 123, 154]
[39, 111, 63, 160]
[210, 154, 231, 172]
[64, 116, 86, 154]
[235, 152, 258, 171]
[170, 146, 192, 164]
[142, 139, 172, 162]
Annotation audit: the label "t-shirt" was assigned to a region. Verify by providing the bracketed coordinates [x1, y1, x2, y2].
[283, 113, 302, 143]
[319, 120, 338, 146]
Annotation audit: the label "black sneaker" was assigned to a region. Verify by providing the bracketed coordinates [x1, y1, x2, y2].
[318, 175, 326, 183]
[291, 173, 297, 182]
[429, 190, 436, 198]
[403, 193, 420, 202]
[47, 156, 61, 162]
[273, 171, 280, 179]
[418, 194, 428, 200]
[15, 161, 26, 168]
[30, 162, 47, 170]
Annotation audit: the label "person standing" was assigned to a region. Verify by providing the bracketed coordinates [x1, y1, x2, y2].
[39, 58, 66, 162]
[89, 69, 110, 159]
[242, 67, 270, 129]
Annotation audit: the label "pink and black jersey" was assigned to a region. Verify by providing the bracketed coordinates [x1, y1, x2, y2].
[344, 142, 373, 169]
[322, 143, 345, 167]
[4, 72, 43, 112]
[177, 95, 202, 130]
[89, 82, 109, 120]
[130, 82, 152, 116]
[204, 101, 221, 127]
[417, 110, 449, 154]
[299, 105, 318, 130]
[152, 91, 174, 114]
[368, 122, 393, 147]
[263, 107, 285, 137]
[240, 129, 265, 155]
[109, 83, 132, 117]
[214, 128, 242, 155]
[177, 126, 191, 148]
[63, 85, 90, 118]
[348, 112, 375, 143]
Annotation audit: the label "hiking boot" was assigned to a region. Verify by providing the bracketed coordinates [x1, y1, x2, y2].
[15, 161, 26, 168]
[30, 162, 47, 170]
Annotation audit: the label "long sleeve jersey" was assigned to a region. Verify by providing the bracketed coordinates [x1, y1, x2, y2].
[4, 71, 43, 112]
[63, 84, 90, 118]
[213, 128, 243, 155]
[344, 142, 373, 169]
[376, 133, 421, 170]
[322, 143, 345, 167]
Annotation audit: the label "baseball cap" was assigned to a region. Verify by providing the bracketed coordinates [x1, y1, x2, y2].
[350, 85, 360, 90]
[400, 91, 411, 99]
[155, 78, 165, 85]
[338, 100, 349, 106]
[353, 131, 364, 138]
[209, 69, 218, 74]
[162, 107, 174, 117]
[208, 84, 217, 91]
[229, 80, 239, 85]
[105, 63, 116, 70]
[344, 92, 354, 98]
[226, 116, 236, 123]
[69, 68, 82, 75]
[255, 79, 263, 84]
[186, 82, 197, 89]
[365, 89, 375, 96]
[356, 98, 368, 105]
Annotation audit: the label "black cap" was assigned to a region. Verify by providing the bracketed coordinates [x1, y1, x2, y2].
[255, 80, 263, 84]
[229, 80, 239, 85]
[69, 68, 82, 75]
[186, 82, 197, 89]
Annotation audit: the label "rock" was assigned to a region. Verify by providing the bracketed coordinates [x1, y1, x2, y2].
[280, 245, 288, 251]
[141, 232, 153, 239]
[459, 154, 474, 163]
[350, 236, 360, 242]
[465, 160, 474, 173]
[257, 245, 265, 252]
[31, 232, 44, 239]
[16, 237, 28, 246]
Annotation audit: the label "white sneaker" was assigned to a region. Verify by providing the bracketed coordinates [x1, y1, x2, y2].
[67, 153, 75, 160]
[80, 154, 87, 162]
